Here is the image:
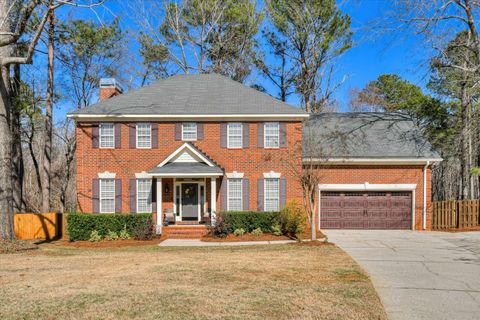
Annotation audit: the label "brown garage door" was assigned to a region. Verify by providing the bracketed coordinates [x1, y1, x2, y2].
[320, 191, 412, 229]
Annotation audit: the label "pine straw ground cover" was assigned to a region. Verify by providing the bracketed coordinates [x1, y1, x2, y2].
[0, 244, 386, 320]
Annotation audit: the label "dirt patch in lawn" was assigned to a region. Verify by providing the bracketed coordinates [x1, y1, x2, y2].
[0, 240, 38, 254]
[58, 237, 166, 248]
[0, 244, 387, 320]
[201, 233, 290, 242]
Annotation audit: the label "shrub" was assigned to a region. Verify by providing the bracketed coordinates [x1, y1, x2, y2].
[233, 228, 245, 237]
[271, 222, 282, 236]
[105, 230, 119, 241]
[89, 230, 102, 242]
[67, 213, 154, 241]
[221, 211, 280, 233]
[208, 216, 230, 238]
[131, 220, 154, 240]
[251, 228, 263, 237]
[279, 200, 307, 238]
[119, 226, 131, 240]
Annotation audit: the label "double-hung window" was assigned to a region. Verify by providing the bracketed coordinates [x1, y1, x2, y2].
[227, 178, 243, 211]
[137, 179, 152, 213]
[264, 178, 279, 211]
[227, 123, 243, 148]
[264, 122, 279, 148]
[182, 123, 197, 141]
[99, 123, 115, 148]
[100, 179, 115, 213]
[136, 123, 152, 148]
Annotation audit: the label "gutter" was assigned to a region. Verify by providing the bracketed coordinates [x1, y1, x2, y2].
[423, 160, 430, 230]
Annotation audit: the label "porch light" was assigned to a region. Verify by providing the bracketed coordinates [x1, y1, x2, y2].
[164, 183, 170, 194]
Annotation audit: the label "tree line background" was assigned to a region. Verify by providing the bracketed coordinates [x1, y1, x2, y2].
[0, 0, 479, 239]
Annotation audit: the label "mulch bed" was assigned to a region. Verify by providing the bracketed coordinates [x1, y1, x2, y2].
[0, 240, 38, 254]
[201, 233, 290, 242]
[59, 237, 167, 248]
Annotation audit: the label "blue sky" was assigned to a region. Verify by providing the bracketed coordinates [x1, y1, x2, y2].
[47, 0, 433, 121]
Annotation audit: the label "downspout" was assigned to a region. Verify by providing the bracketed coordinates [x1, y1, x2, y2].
[423, 161, 430, 230]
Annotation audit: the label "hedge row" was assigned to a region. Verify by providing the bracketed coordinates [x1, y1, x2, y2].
[67, 213, 154, 241]
[221, 211, 280, 233]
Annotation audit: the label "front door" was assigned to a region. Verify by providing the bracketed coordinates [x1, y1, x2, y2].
[181, 183, 199, 221]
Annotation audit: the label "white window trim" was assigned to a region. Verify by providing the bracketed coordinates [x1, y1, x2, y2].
[227, 122, 243, 149]
[226, 171, 244, 179]
[136, 179, 152, 214]
[136, 123, 152, 149]
[135, 171, 151, 179]
[263, 171, 281, 179]
[227, 178, 243, 211]
[98, 171, 116, 179]
[99, 178, 115, 214]
[264, 178, 280, 212]
[99, 123, 115, 149]
[182, 122, 197, 141]
[264, 122, 280, 149]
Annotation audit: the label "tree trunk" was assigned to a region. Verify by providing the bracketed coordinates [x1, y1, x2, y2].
[42, 12, 54, 213]
[0, 0, 14, 240]
[11, 60, 24, 213]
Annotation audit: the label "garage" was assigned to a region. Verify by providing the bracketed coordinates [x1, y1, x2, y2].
[320, 191, 412, 229]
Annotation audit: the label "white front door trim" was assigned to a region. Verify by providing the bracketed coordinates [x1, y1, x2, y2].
[318, 183, 417, 231]
[174, 180, 206, 222]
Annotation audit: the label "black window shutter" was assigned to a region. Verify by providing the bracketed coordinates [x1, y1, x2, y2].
[114, 123, 122, 149]
[152, 123, 158, 148]
[197, 123, 204, 140]
[257, 179, 264, 211]
[175, 123, 182, 140]
[243, 123, 250, 148]
[243, 178, 250, 211]
[257, 123, 264, 148]
[92, 179, 100, 213]
[221, 176, 227, 212]
[115, 179, 122, 213]
[280, 123, 287, 148]
[92, 124, 99, 149]
[129, 179, 136, 213]
[151, 178, 157, 213]
[220, 123, 227, 148]
[129, 124, 136, 149]
[280, 177, 287, 209]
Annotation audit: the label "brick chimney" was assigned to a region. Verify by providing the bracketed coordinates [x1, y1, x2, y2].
[99, 78, 123, 101]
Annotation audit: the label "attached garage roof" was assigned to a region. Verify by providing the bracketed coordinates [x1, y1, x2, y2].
[303, 112, 442, 161]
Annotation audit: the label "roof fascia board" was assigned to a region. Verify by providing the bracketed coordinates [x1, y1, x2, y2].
[318, 183, 417, 191]
[303, 158, 443, 165]
[147, 173, 222, 177]
[67, 114, 310, 121]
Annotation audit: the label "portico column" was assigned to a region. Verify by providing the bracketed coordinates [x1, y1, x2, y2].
[210, 177, 217, 224]
[156, 178, 162, 234]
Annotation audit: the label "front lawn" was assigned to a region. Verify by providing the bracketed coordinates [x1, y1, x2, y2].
[0, 243, 386, 320]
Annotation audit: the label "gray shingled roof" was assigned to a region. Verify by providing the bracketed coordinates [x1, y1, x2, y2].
[148, 163, 223, 175]
[69, 74, 306, 116]
[303, 112, 441, 159]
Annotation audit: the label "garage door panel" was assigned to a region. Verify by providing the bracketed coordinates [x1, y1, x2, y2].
[320, 191, 411, 230]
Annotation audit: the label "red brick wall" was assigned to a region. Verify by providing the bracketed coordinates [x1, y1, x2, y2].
[99, 87, 121, 101]
[75, 121, 304, 215]
[311, 165, 432, 230]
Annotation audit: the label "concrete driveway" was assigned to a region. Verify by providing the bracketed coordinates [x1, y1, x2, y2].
[326, 230, 480, 320]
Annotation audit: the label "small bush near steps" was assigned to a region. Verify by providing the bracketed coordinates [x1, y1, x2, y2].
[233, 228, 246, 236]
[251, 228, 263, 237]
[105, 230, 119, 241]
[89, 230, 102, 242]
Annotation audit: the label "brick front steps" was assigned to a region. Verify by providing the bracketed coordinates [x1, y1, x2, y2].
[163, 225, 209, 239]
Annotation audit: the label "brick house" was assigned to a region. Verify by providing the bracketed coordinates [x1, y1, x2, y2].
[67, 74, 441, 234]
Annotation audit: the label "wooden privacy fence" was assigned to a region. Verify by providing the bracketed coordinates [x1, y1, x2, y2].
[432, 200, 480, 230]
[14, 213, 63, 240]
